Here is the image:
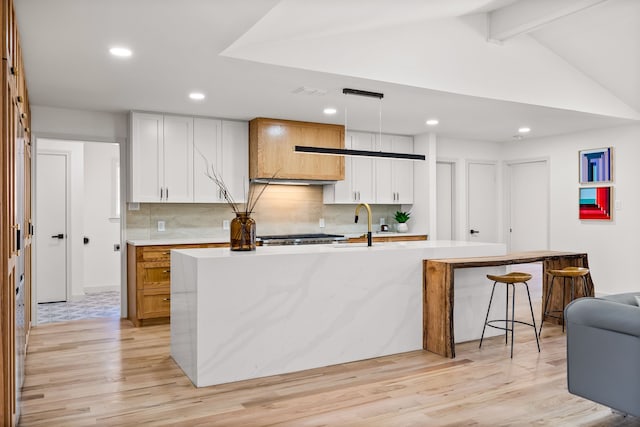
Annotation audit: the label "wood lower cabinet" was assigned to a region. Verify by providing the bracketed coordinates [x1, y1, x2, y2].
[127, 243, 227, 326]
[347, 234, 428, 244]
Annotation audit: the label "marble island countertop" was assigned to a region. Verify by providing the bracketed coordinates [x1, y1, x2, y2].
[126, 233, 426, 247]
[170, 239, 506, 387]
[174, 239, 486, 258]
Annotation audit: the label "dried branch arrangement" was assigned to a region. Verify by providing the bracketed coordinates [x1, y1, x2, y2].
[198, 148, 275, 215]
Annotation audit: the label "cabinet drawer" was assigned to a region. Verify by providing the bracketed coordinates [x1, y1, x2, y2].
[138, 292, 171, 319]
[139, 247, 172, 262]
[140, 264, 171, 287]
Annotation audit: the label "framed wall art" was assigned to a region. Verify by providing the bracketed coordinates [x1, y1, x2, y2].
[579, 186, 612, 220]
[579, 147, 612, 183]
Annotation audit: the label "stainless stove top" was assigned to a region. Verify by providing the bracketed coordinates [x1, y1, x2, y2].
[257, 233, 347, 246]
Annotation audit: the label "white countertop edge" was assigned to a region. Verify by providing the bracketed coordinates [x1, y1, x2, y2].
[126, 237, 229, 246]
[172, 240, 505, 258]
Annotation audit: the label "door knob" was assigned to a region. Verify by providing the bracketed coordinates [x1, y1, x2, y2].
[51, 233, 64, 239]
[470, 229, 480, 234]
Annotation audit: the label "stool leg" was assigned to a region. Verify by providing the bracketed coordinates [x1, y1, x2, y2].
[479, 281, 498, 349]
[539, 274, 556, 336]
[562, 277, 567, 333]
[510, 283, 515, 358]
[582, 276, 589, 298]
[524, 281, 541, 352]
[505, 282, 509, 345]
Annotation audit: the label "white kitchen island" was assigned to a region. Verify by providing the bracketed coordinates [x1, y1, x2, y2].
[170, 240, 506, 387]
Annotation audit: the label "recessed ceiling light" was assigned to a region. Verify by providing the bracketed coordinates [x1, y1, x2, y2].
[426, 119, 439, 126]
[109, 47, 132, 57]
[323, 107, 337, 115]
[518, 127, 531, 133]
[189, 92, 205, 101]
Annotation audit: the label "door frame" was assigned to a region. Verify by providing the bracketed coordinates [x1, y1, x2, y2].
[436, 158, 456, 240]
[505, 157, 551, 253]
[465, 159, 500, 242]
[34, 150, 71, 306]
[31, 133, 126, 323]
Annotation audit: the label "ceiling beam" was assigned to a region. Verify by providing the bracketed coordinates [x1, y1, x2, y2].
[488, 0, 610, 43]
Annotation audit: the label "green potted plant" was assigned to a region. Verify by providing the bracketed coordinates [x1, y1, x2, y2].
[394, 210, 411, 233]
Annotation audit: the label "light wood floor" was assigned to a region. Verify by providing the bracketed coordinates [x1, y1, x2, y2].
[19, 266, 637, 426]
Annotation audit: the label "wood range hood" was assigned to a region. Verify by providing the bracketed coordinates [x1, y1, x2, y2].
[249, 118, 345, 183]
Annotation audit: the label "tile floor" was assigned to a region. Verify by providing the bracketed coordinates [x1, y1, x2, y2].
[37, 291, 121, 324]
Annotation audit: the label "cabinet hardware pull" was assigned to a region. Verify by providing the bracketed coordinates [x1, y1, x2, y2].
[166, 188, 169, 200]
[162, 298, 170, 302]
[162, 252, 170, 255]
[160, 188, 164, 200]
[163, 270, 171, 273]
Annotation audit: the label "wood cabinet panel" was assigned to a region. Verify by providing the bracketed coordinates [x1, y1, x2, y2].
[127, 242, 227, 326]
[249, 118, 344, 181]
[347, 235, 427, 244]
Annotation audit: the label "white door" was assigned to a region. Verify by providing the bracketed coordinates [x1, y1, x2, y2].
[221, 120, 248, 203]
[36, 153, 68, 302]
[351, 132, 375, 203]
[436, 161, 454, 240]
[508, 161, 549, 252]
[193, 117, 222, 203]
[467, 162, 498, 243]
[130, 112, 163, 202]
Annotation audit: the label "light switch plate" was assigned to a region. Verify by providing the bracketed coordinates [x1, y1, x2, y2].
[223, 220, 230, 230]
[157, 220, 165, 232]
[319, 218, 325, 228]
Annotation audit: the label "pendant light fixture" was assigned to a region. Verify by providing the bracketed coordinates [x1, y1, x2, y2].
[294, 88, 426, 161]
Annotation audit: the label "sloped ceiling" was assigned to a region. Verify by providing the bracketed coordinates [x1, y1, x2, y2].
[15, 0, 640, 141]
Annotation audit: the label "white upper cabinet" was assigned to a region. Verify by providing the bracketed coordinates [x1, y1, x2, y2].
[130, 112, 163, 202]
[130, 113, 193, 202]
[193, 118, 248, 203]
[163, 115, 194, 202]
[375, 134, 414, 204]
[324, 131, 414, 205]
[220, 120, 248, 204]
[324, 131, 375, 204]
[193, 118, 222, 202]
[130, 112, 249, 204]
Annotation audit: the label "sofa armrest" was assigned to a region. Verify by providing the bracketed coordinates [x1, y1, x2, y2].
[565, 297, 640, 338]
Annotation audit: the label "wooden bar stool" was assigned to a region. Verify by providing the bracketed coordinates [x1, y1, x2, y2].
[539, 266, 590, 335]
[479, 272, 540, 358]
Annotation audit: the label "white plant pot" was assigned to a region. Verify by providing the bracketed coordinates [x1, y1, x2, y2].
[396, 223, 409, 233]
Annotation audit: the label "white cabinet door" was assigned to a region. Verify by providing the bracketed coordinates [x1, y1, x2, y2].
[163, 115, 194, 202]
[194, 118, 223, 202]
[130, 112, 163, 202]
[392, 135, 414, 204]
[351, 132, 375, 203]
[323, 131, 374, 204]
[374, 134, 414, 204]
[375, 134, 394, 204]
[221, 120, 248, 204]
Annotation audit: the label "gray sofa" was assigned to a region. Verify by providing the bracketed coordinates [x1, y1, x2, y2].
[565, 292, 640, 417]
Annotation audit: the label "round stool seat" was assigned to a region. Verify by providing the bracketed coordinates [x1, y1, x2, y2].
[487, 272, 533, 283]
[547, 267, 589, 277]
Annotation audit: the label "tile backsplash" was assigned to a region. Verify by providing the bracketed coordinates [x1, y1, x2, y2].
[126, 185, 401, 240]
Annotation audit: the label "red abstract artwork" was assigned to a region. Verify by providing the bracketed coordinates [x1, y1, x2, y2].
[579, 187, 611, 220]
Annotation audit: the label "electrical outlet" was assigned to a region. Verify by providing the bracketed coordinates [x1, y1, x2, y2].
[157, 220, 165, 232]
[380, 217, 386, 225]
[319, 218, 325, 228]
[223, 220, 230, 230]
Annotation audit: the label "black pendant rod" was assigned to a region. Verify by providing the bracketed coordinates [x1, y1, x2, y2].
[342, 88, 384, 99]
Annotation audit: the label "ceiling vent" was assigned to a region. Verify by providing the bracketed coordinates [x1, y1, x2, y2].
[291, 86, 327, 96]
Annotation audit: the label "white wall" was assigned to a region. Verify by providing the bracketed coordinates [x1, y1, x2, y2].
[502, 124, 640, 294]
[31, 105, 127, 142]
[436, 137, 504, 242]
[32, 105, 127, 314]
[83, 142, 121, 292]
